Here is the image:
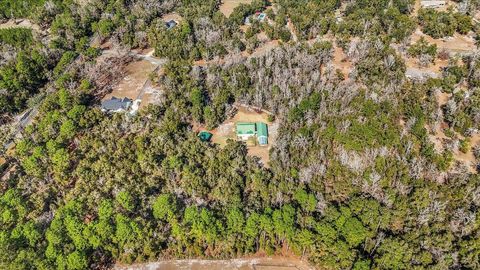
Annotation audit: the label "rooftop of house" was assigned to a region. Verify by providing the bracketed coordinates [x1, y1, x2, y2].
[165, 20, 177, 29]
[236, 122, 256, 135]
[101, 97, 132, 112]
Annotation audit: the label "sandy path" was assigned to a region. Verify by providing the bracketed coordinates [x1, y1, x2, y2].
[115, 256, 314, 270]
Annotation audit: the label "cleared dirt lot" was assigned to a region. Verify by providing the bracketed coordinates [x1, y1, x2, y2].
[410, 28, 476, 54]
[331, 45, 353, 79]
[115, 256, 313, 270]
[102, 59, 156, 101]
[219, 0, 253, 17]
[0, 19, 42, 32]
[100, 48, 163, 109]
[427, 91, 479, 172]
[162, 13, 183, 23]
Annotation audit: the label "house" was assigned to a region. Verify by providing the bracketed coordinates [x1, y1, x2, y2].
[165, 20, 177, 30]
[245, 12, 267, 25]
[405, 68, 440, 80]
[101, 97, 132, 113]
[421, 0, 446, 8]
[235, 122, 269, 145]
[236, 122, 257, 140]
[257, 13, 267, 22]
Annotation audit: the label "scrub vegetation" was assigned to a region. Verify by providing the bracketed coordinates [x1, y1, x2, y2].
[1, 0, 480, 270]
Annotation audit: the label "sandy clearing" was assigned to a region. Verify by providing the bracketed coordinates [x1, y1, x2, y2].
[427, 91, 479, 172]
[410, 28, 476, 54]
[162, 13, 183, 23]
[414, 0, 458, 14]
[405, 56, 448, 77]
[287, 18, 298, 42]
[219, 0, 253, 17]
[331, 45, 352, 79]
[115, 256, 314, 270]
[437, 91, 451, 106]
[99, 47, 165, 109]
[0, 19, 42, 33]
[247, 40, 280, 58]
[103, 59, 157, 101]
[194, 39, 281, 67]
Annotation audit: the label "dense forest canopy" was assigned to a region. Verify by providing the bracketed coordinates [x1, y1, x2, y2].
[1, 0, 480, 270]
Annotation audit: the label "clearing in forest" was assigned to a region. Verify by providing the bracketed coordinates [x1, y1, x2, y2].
[199, 106, 278, 166]
[162, 12, 183, 23]
[427, 91, 479, 172]
[0, 19, 42, 33]
[410, 28, 476, 54]
[331, 45, 353, 79]
[219, 0, 253, 17]
[101, 49, 163, 109]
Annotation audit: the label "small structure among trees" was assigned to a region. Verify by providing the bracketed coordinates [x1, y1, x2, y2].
[421, 0, 446, 8]
[198, 131, 213, 142]
[165, 20, 177, 30]
[101, 97, 132, 113]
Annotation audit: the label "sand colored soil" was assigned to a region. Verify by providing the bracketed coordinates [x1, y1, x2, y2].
[427, 91, 479, 172]
[162, 13, 183, 23]
[219, 0, 253, 17]
[405, 56, 448, 77]
[411, 28, 476, 54]
[247, 40, 280, 58]
[115, 256, 314, 270]
[103, 59, 157, 101]
[331, 45, 353, 79]
[437, 91, 451, 106]
[197, 106, 278, 166]
[194, 39, 281, 67]
[413, 0, 458, 15]
[287, 18, 298, 42]
[0, 19, 42, 33]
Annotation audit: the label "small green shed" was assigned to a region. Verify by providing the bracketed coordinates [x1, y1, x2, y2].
[198, 131, 213, 142]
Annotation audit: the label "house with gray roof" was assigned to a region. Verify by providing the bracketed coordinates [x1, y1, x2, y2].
[101, 97, 132, 113]
[165, 20, 177, 30]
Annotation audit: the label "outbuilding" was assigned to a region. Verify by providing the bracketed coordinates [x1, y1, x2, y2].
[198, 131, 213, 142]
[256, 122, 268, 145]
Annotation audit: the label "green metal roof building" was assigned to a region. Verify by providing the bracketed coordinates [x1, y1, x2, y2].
[236, 122, 256, 137]
[235, 122, 268, 145]
[256, 122, 268, 145]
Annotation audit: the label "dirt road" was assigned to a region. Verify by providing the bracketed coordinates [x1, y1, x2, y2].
[115, 256, 314, 270]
